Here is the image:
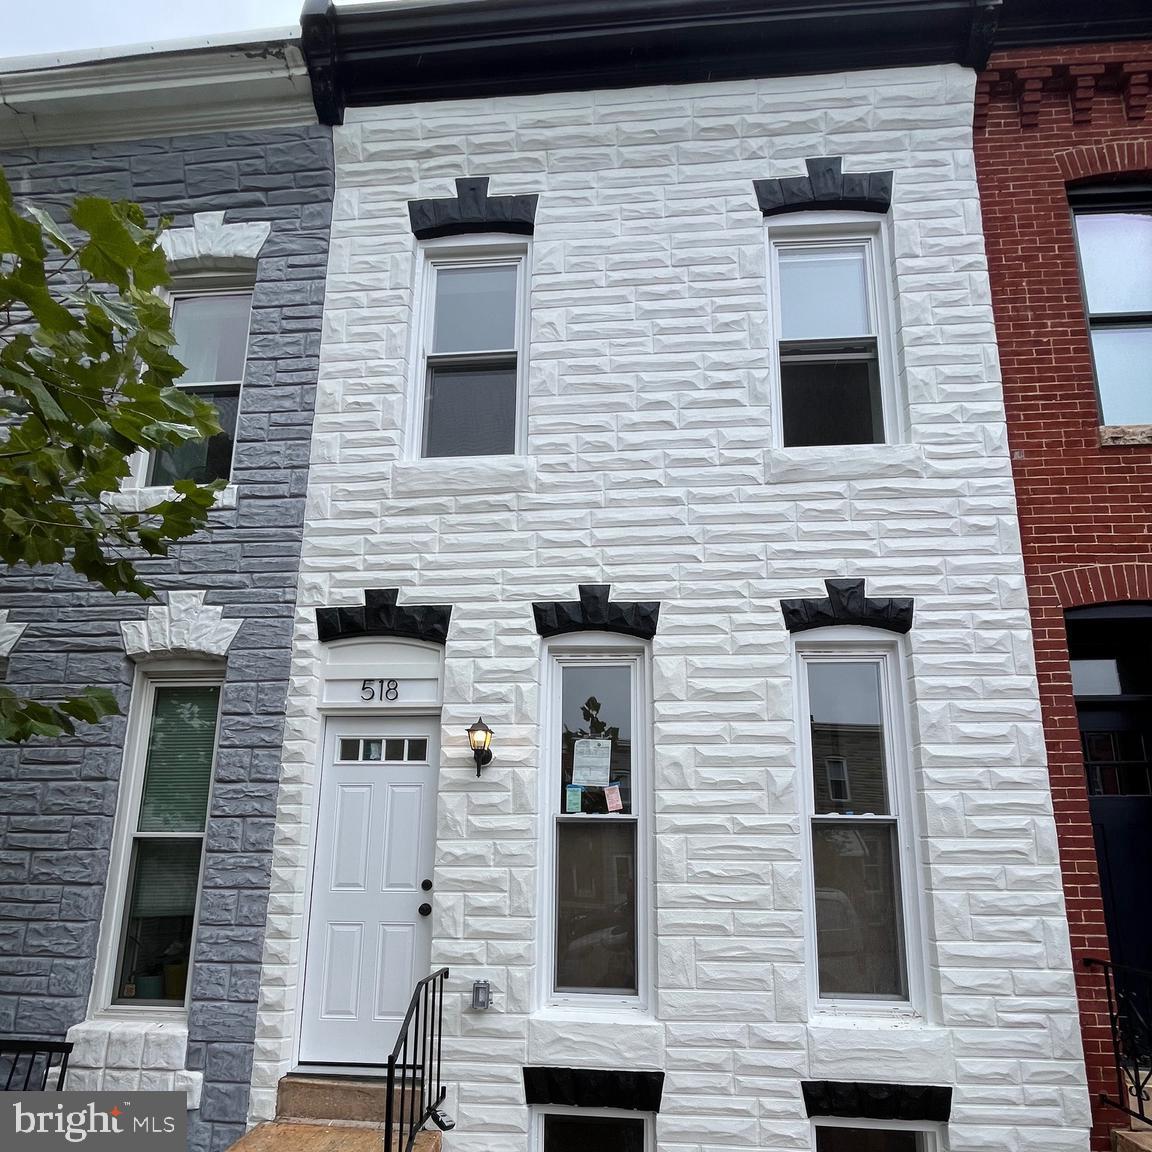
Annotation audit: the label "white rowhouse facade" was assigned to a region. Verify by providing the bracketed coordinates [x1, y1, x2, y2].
[250, 62, 1090, 1151]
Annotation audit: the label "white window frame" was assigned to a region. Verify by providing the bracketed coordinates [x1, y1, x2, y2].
[125, 274, 253, 492]
[766, 212, 903, 448]
[537, 633, 652, 1012]
[89, 661, 223, 1018]
[812, 1116, 943, 1150]
[533, 1106, 655, 1152]
[407, 234, 531, 460]
[794, 628, 926, 1018]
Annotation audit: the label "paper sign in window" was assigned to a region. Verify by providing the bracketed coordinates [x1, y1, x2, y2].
[572, 738, 612, 786]
[604, 784, 623, 812]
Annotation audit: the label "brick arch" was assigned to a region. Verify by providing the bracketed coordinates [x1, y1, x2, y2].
[1054, 140, 1151, 181]
[1051, 563, 1152, 609]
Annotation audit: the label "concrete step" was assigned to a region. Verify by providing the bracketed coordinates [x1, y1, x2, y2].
[1115, 1130, 1152, 1152]
[276, 1074, 418, 1124]
[229, 1121, 441, 1152]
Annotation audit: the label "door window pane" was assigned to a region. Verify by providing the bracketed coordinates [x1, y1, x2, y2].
[1074, 213, 1152, 315]
[560, 665, 632, 814]
[424, 365, 517, 457]
[779, 248, 871, 340]
[171, 293, 252, 383]
[433, 264, 517, 353]
[808, 662, 888, 815]
[813, 822, 906, 998]
[115, 838, 203, 1003]
[138, 686, 220, 832]
[556, 821, 637, 993]
[148, 386, 240, 485]
[544, 1115, 646, 1152]
[816, 1128, 923, 1152]
[1088, 326, 1152, 426]
[781, 352, 882, 447]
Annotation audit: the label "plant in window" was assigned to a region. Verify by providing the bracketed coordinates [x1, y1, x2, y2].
[0, 168, 223, 741]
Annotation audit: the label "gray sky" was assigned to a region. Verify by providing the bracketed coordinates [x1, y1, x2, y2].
[4, 0, 314, 59]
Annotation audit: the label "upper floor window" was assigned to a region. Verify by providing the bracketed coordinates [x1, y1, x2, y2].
[1071, 188, 1152, 426]
[770, 232, 892, 447]
[417, 249, 526, 458]
[148, 287, 252, 485]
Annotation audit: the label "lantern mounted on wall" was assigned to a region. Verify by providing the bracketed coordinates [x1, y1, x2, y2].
[467, 717, 494, 776]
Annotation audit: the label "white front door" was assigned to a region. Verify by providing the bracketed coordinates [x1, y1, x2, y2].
[299, 717, 438, 1065]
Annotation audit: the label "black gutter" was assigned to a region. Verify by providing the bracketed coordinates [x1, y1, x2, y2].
[994, 0, 1152, 49]
[301, 0, 1003, 125]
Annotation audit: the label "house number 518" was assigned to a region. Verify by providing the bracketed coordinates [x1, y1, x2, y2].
[361, 678, 399, 701]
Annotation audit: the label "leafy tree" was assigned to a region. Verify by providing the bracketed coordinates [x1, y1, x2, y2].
[0, 168, 223, 742]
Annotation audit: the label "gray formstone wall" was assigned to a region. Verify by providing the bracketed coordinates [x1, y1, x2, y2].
[0, 125, 333, 1152]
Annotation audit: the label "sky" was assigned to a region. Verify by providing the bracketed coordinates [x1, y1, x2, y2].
[2, 0, 384, 60]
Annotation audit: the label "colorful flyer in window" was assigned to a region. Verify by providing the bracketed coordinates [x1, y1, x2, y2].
[572, 738, 612, 786]
[604, 783, 623, 812]
[565, 785, 582, 813]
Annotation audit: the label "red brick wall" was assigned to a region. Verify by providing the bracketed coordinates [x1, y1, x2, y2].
[975, 42, 1152, 1150]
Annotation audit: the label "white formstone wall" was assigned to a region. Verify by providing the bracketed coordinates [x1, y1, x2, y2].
[250, 64, 1090, 1151]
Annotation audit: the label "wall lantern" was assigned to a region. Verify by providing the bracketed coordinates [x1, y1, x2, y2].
[467, 717, 494, 776]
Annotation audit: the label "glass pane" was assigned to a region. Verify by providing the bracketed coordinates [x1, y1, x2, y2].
[808, 662, 888, 816]
[560, 665, 632, 815]
[432, 264, 518, 353]
[556, 821, 637, 994]
[424, 364, 517, 458]
[384, 739, 405, 761]
[1074, 212, 1152, 316]
[1090, 326, 1152, 426]
[816, 1128, 922, 1152]
[778, 247, 871, 340]
[149, 386, 240, 485]
[1071, 659, 1122, 697]
[813, 822, 906, 999]
[781, 352, 882, 447]
[407, 739, 428, 762]
[114, 838, 202, 1004]
[138, 686, 220, 833]
[339, 739, 359, 761]
[171, 293, 252, 383]
[364, 739, 382, 761]
[544, 1114, 646, 1152]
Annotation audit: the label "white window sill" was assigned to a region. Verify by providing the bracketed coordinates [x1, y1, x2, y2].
[533, 1002, 652, 1023]
[765, 442, 924, 483]
[391, 455, 536, 497]
[1099, 424, 1152, 447]
[809, 1006, 925, 1027]
[108, 484, 238, 512]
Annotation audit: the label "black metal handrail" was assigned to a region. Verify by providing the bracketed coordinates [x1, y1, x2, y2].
[0, 1039, 73, 1091]
[385, 968, 454, 1152]
[1084, 957, 1152, 1123]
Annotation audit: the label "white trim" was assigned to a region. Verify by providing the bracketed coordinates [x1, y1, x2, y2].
[793, 628, 927, 1020]
[765, 212, 903, 447]
[407, 235, 531, 460]
[533, 1105, 655, 1152]
[537, 634, 653, 1013]
[812, 1116, 942, 1150]
[89, 665, 223, 1018]
[0, 40, 313, 147]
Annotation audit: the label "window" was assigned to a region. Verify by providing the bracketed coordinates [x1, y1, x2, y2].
[814, 1121, 937, 1151]
[417, 251, 525, 457]
[148, 288, 252, 485]
[770, 235, 889, 447]
[800, 648, 915, 1004]
[545, 645, 647, 1003]
[107, 679, 220, 1007]
[536, 1109, 650, 1152]
[1070, 189, 1152, 425]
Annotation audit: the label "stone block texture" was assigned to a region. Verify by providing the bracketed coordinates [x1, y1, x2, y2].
[975, 41, 1152, 1152]
[0, 125, 333, 1152]
[251, 66, 1089, 1150]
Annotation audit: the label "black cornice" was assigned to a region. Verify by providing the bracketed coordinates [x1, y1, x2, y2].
[300, 0, 1003, 126]
[315, 588, 452, 645]
[994, 0, 1152, 48]
[533, 584, 660, 641]
[781, 578, 914, 635]
[409, 177, 539, 239]
[755, 157, 892, 218]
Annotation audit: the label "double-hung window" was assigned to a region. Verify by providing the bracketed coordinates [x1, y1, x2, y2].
[148, 287, 252, 485]
[770, 234, 890, 447]
[1070, 189, 1152, 426]
[107, 678, 220, 1008]
[418, 252, 525, 457]
[800, 647, 915, 1005]
[536, 1109, 650, 1152]
[545, 647, 647, 1003]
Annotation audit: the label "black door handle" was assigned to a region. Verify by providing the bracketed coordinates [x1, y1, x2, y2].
[418, 903, 432, 917]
